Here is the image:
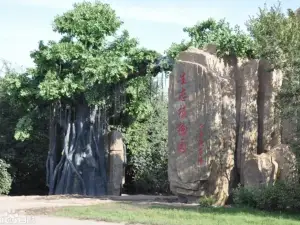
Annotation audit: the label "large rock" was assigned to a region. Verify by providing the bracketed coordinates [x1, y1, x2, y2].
[242, 153, 278, 187]
[168, 46, 284, 205]
[242, 144, 298, 187]
[168, 47, 235, 205]
[236, 59, 283, 183]
[235, 59, 259, 183]
[257, 60, 283, 153]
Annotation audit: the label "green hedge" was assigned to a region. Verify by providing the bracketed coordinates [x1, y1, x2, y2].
[233, 182, 300, 211]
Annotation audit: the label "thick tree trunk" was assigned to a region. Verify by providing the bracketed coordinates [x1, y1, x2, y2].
[46, 97, 108, 196]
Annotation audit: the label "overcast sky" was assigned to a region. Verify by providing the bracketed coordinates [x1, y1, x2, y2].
[0, 0, 298, 69]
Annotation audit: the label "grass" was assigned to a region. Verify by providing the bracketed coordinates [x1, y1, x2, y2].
[45, 202, 300, 225]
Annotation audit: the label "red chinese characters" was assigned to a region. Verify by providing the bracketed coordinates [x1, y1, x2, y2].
[178, 87, 187, 101]
[176, 72, 188, 153]
[178, 140, 187, 153]
[177, 123, 187, 137]
[177, 104, 187, 119]
[179, 72, 187, 85]
[198, 124, 204, 165]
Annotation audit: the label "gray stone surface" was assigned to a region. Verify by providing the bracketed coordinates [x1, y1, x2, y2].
[168, 46, 286, 205]
[107, 131, 125, 196]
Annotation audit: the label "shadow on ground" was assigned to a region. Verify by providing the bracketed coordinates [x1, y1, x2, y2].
[31, 194, 179, 203]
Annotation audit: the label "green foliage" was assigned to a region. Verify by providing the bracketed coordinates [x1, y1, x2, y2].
[165, 41, 190, 60]
[232, 185, 258, 208]
[0, 76, 48, 195]
[247, 3, 300, 100]
[199, 196, 216, 207]
[125, 93, 168, 194]
[125, 76, 153, 120]
[53, 1, 122, 45]
[14, 115, 33, 141]
[246, 3, 288, 68]
[3, 1, 161, 141]
[0, 159, 12, 195]
[233, 182, 300, 211]
[165, 18, 255, 64]
[247, 4, 300, 169]
[3, 71, 37, 106]
[2, 1, 165, 196]
[184, 18, 255, 58]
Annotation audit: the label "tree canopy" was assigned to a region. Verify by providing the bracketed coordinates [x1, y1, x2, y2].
[2, 1, 161, 141]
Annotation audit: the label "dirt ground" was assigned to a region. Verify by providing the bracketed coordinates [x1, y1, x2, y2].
[0, 195, 179, 225]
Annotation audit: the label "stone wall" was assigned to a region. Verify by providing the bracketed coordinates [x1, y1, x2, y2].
[168, 46, 295, 205]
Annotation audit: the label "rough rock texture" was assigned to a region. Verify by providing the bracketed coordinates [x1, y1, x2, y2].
[257, 60, 283, 153]
[241, 144, 298, 186]
[236, 59, 283, 184]
[107, 131, 125, 196]
[168, 46, 286, 205]
[242, 153, 278, 187]
[269, 144, 298, 182]
[235, 59, 259, 185]
[168, 47, 235, 205]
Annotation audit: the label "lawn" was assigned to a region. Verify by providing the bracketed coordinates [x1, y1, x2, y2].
[46, 202, 300, 225]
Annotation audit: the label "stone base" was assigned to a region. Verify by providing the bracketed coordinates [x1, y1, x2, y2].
[107, 182, 122, 196]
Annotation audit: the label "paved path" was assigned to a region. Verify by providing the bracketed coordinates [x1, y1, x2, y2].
[0, 196, 121, 225]
[0, 214, 123, 225]
[0, 195, 178, 225]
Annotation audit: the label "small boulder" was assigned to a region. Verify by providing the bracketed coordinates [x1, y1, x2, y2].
[269, 144, 298, 182]
[242, 153, 278, 187]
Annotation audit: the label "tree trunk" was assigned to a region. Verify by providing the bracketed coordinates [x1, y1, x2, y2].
[46, 97, 108, 196]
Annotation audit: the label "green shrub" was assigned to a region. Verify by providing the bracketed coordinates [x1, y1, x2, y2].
[199, 196, 216, 207]
[233, 181, 300, 211]
[232, 184, 257, 208]
[125, 97, 169, 194]
[0, 159, 12, 195]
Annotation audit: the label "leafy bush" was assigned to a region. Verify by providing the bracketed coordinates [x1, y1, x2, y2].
[0, 159, 12, 195]
[233, 182, 300, 211]
[199, 196, 216, 207]
[165, 18, 255, 63]
[0, 77, 49, 195]
[125, 96, 169, 194]
[232, 184, 257, 208]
